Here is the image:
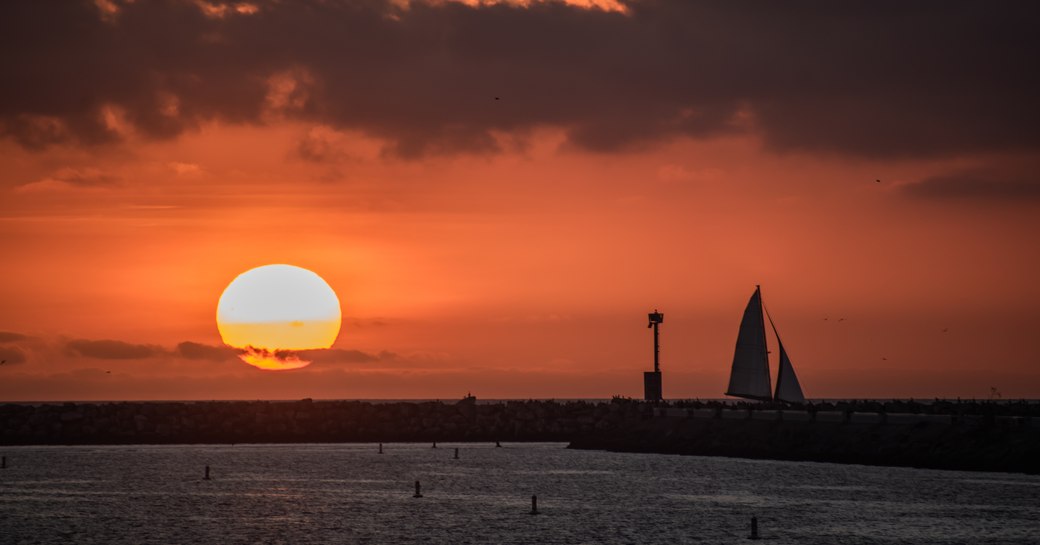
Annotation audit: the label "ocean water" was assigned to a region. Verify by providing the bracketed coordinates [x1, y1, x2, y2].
[0, 443, 1037, 544]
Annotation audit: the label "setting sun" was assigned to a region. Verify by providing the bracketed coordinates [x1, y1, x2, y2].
[216, 264, 342, 370]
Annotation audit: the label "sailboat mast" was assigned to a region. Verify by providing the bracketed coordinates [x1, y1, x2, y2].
[765, 305, 783, 401]
[757, 285, 768, 386]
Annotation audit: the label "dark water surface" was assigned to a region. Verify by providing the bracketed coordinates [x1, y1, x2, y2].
[1, 443, 1037, 544]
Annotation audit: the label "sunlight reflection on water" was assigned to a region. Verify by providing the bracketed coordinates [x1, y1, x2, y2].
[0, 443, 1038, 544]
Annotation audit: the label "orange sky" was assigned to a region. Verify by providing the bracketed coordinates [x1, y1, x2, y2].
[1, 0, 1038, 400]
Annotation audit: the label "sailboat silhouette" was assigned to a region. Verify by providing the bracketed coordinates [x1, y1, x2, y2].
[724, 286, 806, 403]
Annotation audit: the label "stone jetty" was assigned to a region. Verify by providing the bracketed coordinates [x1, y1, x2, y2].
[1, 398, 1037, 474]
[0, 398, 639, 445]
[570, 400, 1040, 475]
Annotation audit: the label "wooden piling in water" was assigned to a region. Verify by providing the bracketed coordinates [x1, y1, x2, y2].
[413, 480, 423, 498]
[379, 443, 383, 454]
[204, 465, 210, 480]
[1, 455, 5, 469]
[750, 516, 759, 540]
[531, 495, 538, 515]
[454, 448, 459, 459]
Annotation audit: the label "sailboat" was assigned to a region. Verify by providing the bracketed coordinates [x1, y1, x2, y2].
[724, 285, 806, 404]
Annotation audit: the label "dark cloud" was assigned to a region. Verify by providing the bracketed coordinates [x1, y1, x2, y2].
[227, 345, 393, 369]
[1, 0, 1037, 159]
[296, 127, 352, 163]
[902, 170, 1040, 202]
[45, 167, 120, 187]
[299, 348, 396, 365]
[0, 346, 27, 365]
[175, 341, 236, 361]
[0, 331, 30, 343]
[6, 334, 394, 368]
[66, 339, 159, 359]
[20, 167, 121, 190]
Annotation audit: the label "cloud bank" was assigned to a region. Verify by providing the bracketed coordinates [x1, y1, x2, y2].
[65, 339, 161, 359]
[0, 331, 31, 343]
[0, 333, 396, 370]
[902, 170, 1040, 202]
[2, 0, 1037, 158]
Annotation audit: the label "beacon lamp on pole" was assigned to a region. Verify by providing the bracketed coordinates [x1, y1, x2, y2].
[644, 309, 664, 401]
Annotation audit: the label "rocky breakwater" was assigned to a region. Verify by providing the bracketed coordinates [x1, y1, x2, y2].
[0, 399, 644, 445]
[568, 407, 1040, 474]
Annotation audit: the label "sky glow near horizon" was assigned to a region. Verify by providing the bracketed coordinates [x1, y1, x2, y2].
[0, 0, 1038, 400]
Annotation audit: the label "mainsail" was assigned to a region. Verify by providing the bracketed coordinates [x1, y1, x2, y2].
[724, 286, 773, 401]
[725, 286, 807, 403]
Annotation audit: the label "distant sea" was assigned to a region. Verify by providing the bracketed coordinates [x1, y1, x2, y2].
[1, 443, 1037, 544]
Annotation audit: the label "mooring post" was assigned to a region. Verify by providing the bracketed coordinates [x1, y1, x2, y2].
[1, 455, 5, 469]
[495, 441, 501, 448]
[204, 465, 211, 480]
[531, 495, 538, 515]
[379, 443, 383, 454]
[750, 515, 759, 540]
[432, 441, 437, 449]
[454, 448, 459, 459]
[413, 480, 423, 498]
